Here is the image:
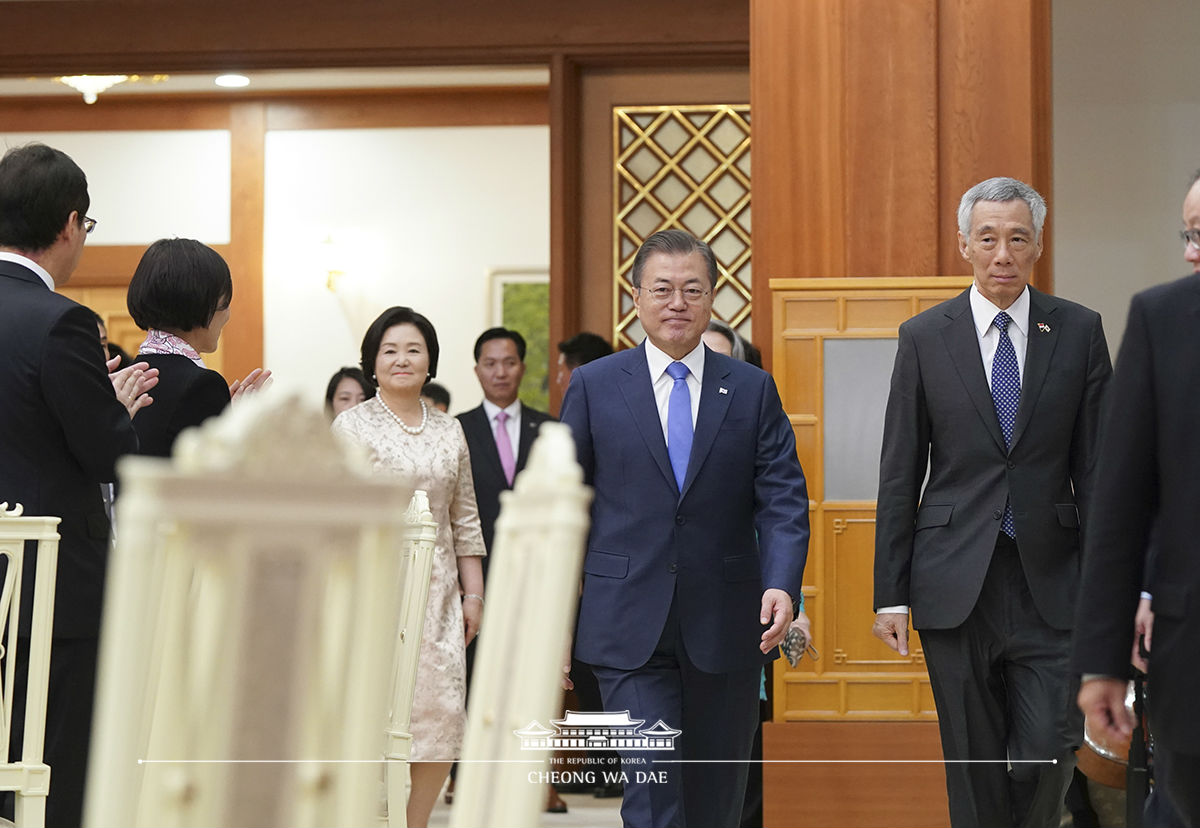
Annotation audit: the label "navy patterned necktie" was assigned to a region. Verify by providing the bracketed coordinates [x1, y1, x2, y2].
[991, 311, 1020, 538]
[665, 361, 693, 491]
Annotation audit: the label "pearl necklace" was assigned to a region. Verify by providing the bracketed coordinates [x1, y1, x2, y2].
[378, 395, 428, 435]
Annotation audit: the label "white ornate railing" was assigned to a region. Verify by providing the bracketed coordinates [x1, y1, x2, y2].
[84, 394, 417, 828]
[0, 502, 59, 828]
[450, 422, 591, 828]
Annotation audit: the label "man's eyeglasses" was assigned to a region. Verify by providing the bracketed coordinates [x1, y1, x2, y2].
[82, 216, 97, 234]
[1180, 228, 1200, 250]
[638, 285, 710, 304]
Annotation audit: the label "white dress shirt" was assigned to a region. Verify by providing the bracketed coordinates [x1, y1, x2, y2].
[877, 284, 1031, 617]
[0, 251, 55, 290]
[645, 339, 704, 445]
[969, 283, 1030, 386]
[481, 398, 522, 452]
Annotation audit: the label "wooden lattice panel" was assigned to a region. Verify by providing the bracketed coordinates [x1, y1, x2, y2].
[613, 104, 751, 348]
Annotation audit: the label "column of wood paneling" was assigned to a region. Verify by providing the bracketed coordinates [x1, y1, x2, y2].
[548, 55, 581, 414]
[842, 0, 940, 278]
[225, 102, 267, 385]
[750, 0, 846, 371]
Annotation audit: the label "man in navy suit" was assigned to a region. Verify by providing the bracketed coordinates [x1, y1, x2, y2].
[0, 143, 155, 827]
[560, 229, 810, 828]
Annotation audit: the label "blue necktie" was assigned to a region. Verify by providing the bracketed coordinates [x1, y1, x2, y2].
[991, 312, 1020, 538]
[666, 361, 693, 491]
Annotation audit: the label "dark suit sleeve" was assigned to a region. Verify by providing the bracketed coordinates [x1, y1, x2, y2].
[39, 304, 138, 481]
[874, 323, 930, 609]
[1067, 310, 1113, 538]
[1071, 295, 1154, 676]
[752, 373, 810, 596]
[558, 367, 594, 486]
[173, 368, 232, 436]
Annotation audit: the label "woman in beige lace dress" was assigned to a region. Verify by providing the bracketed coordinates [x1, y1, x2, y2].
[332, 306, 485, 828]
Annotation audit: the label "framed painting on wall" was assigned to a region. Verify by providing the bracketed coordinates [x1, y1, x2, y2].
[489, 268, 550, 413]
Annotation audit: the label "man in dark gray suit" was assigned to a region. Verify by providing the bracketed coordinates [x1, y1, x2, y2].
[873, 177, 1111, 827]
[1072, 170, 1200, 827]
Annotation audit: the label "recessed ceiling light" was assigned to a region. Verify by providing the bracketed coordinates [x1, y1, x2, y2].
[214, 74, 250, 89]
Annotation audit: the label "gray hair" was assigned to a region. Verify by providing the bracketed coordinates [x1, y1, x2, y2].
[957, 177, 1047, 240]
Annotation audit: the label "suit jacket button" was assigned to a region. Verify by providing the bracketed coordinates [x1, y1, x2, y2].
[668, 563, 678, 573]
[993, 509, 1002, 520]
[1007, 461, 1015, 469]
[675, 515, 685, 525]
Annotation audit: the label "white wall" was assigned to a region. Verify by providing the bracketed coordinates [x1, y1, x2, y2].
[0, 130, 231, 245]
[262, 126, 549, 413]
[1053, 1, 1200, 354]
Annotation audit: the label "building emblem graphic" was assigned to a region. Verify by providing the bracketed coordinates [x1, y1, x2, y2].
[514, 710, 681, 751]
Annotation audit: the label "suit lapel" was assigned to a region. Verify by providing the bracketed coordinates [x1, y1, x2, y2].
[515, 404, 540, 472]
[941, 291, 1008, 453]
[618, 346, 677, 491]
[467, 406, 507, 483]
[1009, 288, 1060, 451]
[680, 352, 733, 498]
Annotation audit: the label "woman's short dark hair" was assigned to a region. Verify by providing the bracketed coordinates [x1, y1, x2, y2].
[360, 306, 440, 384]
[324, 366, 375, 413]
[127, 238, 233, 332]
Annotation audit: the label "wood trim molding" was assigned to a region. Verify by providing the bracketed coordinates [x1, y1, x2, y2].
[0, 0, 749, 76]
[548, 54, 581, 415]
[770, 276, 974, 291]
[224, 102, 267, 384]
[264, 86, 548, 130]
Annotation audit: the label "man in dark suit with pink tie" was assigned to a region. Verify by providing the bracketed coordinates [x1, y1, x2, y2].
[560, 229, 810, 828]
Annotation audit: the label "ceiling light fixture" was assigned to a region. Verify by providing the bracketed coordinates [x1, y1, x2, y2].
[215, 74, 250, 89]
[56, 74, 130, 104]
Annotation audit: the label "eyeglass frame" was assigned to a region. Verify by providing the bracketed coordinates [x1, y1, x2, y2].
[1180, 228, 1200, 250]
[82, 215, 97, 234]
[635, 284, 712, 304]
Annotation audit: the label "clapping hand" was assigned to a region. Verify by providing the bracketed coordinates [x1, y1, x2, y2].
[229, 368, 273, 401]
[108, 356, 158, 418]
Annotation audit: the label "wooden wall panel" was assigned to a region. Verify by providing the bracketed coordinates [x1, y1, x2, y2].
[936, 0, 1046, 283]
[752, 0, 1052, 365]
[750, 0, 845, 351]
[764, 721, 949, 828]
[843, 0, 940, 278]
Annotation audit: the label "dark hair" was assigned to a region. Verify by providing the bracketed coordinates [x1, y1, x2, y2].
[473, 327, 527, 363]
[630, 229, 719, 290]
[0, 143, 90, 253]
[360, 306, 440, 384]
[127, 239, 233, 332]
[704, 319, 745, 361]
[742, 339, 763, 369]
[558, 331, 613, 369]
[324, 366, 375, 413]
[421, 381, 451, 410]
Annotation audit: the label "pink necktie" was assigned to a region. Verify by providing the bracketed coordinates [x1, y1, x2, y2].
[495, 410, 516, 486]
